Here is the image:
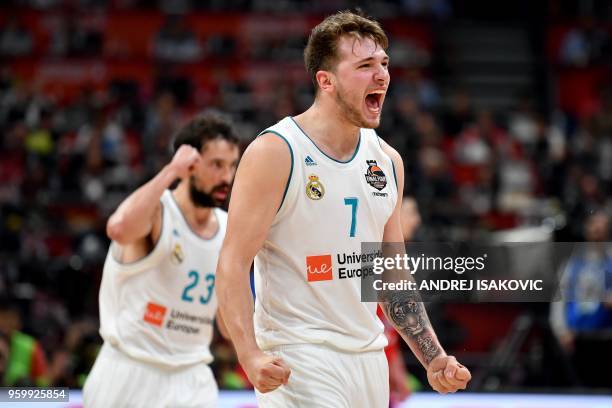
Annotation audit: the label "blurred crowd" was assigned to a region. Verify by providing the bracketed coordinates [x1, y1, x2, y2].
[1, 0, 611, 394]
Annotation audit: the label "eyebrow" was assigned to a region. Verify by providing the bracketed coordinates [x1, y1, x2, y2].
[355, 55, 390, 65]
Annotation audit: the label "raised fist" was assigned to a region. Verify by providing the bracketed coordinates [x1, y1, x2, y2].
[169, 145, 201, 179]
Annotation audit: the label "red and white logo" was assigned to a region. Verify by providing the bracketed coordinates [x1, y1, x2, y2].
[306, 255, 333, 282]
[143, 302, 167, 327]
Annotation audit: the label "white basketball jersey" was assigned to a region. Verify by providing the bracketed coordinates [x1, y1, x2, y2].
[254, 117, 398, 352]
[98, 190, 226, 367]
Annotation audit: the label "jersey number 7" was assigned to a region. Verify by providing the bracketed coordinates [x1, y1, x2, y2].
[344, 197, 359, 238]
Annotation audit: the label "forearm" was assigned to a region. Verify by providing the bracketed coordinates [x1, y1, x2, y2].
[216, 311, 231, 341]
[216, 254, 260, 362]
[379, 291, 445, 369]
[107, 164, 177, 242]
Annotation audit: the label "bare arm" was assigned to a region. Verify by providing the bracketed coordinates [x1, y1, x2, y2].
[216, 311, 231, 341]
[216, 133, 292, 392]
[378, 141, 470, 393]
[377, 142, 444, 367]
[106, 145, 200, 245]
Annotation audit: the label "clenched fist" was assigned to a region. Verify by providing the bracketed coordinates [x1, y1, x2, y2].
[169, 145, 202, 179]
[427, 355, 471, 394]
[242, 350, 291, 393]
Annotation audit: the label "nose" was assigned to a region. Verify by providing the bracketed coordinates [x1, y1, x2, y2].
[221, 166, 234, 185]
[374, 65, 389, 86]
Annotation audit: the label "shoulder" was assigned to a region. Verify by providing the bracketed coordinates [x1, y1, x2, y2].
[231, 130, 293, 203]
[256, 131, 292, 148]
[237, 131, 294, 184]
[244, 131, 293, 160]
[378, 137, 403, 167]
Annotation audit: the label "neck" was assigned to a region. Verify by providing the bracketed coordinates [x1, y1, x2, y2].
[173, 182, 214, 228]
[294, 99, 360, 161]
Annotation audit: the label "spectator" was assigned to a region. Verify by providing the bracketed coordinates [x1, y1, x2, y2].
[153, 15, 202, 62]
[0, 299, 49, 386]
[47, 319, 99, 387]
[550, 211, 612, 387]
[0, 20, 33, 57]
[394, 69, 440, 111]
[559, 17, 609, 67]
[401, 0, 452, 19]
[142, 91, 180, 176]
[401, 196, 422, 242]
[74, 108, 127, 168]
[48, 15, 103, 57]
[441, 89, 475, 137]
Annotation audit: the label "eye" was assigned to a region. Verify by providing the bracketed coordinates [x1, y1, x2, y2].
[359, 63, 370, 69]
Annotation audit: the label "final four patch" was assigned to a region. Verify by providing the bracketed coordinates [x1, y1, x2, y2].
[306, 174, 325, 200]
[365, 160, 387, 191]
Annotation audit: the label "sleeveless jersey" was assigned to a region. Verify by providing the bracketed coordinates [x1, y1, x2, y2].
[98, 190, 226, 367]
[254, 116, 398, 352]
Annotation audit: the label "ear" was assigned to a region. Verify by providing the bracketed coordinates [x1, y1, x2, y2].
[315, 70, 334, 93]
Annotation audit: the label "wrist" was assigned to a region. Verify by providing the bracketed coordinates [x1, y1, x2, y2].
[236, 345, 264, 365]
[426, 350, 447, 369]
[162, 163, 179, 181]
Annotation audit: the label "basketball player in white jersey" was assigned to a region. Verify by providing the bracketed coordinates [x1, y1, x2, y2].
[83, 112, 240, 408]
[216, 11, 471, 407]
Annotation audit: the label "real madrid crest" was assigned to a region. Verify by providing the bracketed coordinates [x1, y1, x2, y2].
[171, 243, 184, 264]
[306, 174, 325, 200]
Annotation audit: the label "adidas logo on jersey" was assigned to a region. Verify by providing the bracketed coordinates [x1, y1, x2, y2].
[304, 155, 317, 166]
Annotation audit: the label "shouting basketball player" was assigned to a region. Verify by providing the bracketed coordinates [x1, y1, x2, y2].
[216, 11, 471, 407]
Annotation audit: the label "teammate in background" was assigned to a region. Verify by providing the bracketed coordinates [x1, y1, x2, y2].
[83, 112, 240, 408]
[217, 10, 470, 407]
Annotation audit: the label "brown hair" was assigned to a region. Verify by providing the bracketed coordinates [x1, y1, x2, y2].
[304, 10, 388, 90]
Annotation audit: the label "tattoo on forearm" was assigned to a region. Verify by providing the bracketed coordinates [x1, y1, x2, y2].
[382, 291, 441, 363]
[417, 336, 439, 363]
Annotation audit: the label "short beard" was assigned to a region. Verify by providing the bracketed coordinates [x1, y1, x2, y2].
[335, 82, 378, 129]
[189, 177, 224, 208]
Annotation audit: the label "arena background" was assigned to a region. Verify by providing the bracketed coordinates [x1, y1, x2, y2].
[0, 0, 611, 406]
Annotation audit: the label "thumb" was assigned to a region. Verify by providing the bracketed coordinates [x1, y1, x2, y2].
[272, 357, 291, 384]
[455, 366, 471, 381]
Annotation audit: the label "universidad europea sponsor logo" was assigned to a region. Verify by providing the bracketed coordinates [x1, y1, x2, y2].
[306, 254, 333, 282]
[143, 302, 167, 327]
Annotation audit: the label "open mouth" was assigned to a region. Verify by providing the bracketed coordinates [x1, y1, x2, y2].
[365, 91, 384, 113]
[212, 186, 229, 199]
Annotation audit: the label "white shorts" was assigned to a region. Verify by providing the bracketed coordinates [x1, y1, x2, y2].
[256, 344, 389, 408]
[83, 342, 218, 408]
